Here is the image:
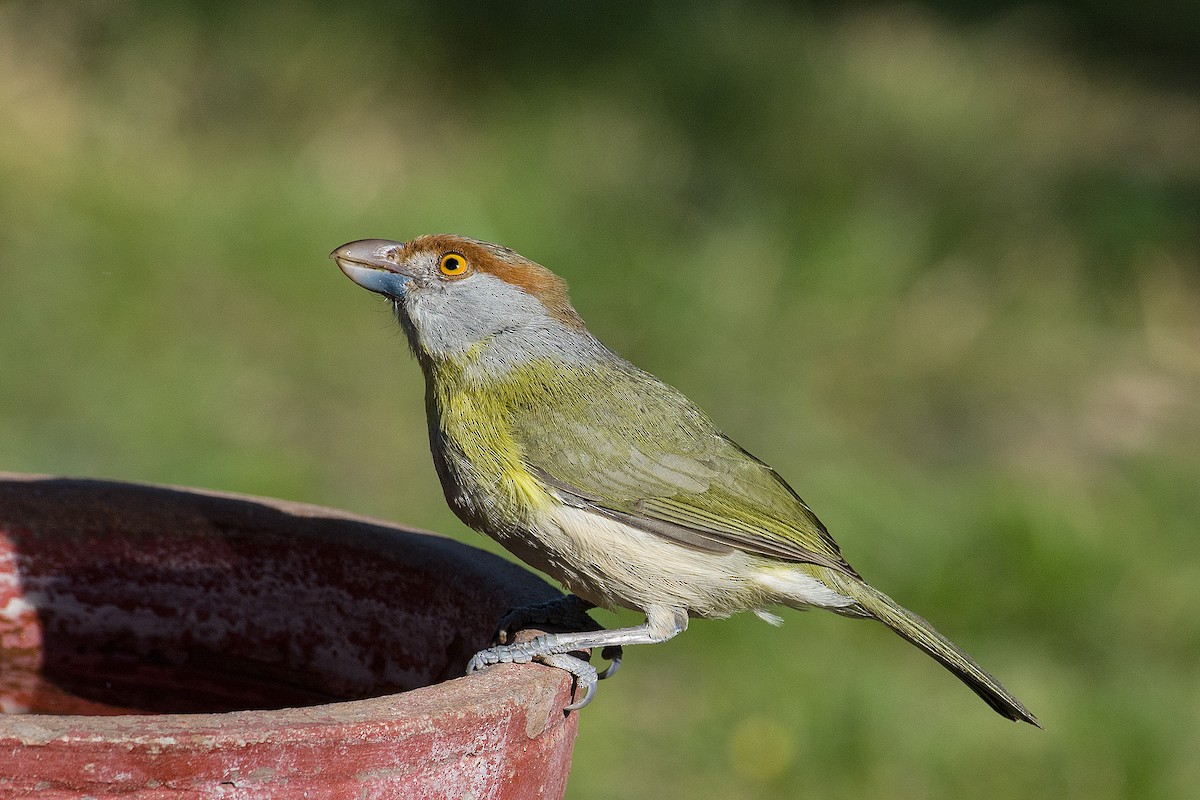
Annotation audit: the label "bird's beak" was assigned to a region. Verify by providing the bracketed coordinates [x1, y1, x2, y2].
[330, 239, 414, 299]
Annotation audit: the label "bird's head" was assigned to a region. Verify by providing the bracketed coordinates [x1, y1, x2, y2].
[331, 235, 587, 364]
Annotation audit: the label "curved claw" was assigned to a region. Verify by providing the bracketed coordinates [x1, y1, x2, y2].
[493, 607, 526, 646]
[541, 653, 599, 711]
[598, 645, 622, 679]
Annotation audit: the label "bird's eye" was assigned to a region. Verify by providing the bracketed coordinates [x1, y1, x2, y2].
[439, 253, 469, 276]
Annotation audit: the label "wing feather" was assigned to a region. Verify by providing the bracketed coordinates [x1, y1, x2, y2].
[509, 360, 858, 577]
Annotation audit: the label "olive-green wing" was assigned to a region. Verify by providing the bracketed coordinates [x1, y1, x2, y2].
[508, 362, 857, 577]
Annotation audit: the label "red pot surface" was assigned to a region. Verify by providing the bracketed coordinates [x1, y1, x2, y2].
[0, 474, 578, 799]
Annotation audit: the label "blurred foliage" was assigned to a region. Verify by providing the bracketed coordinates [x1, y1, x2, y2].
[2, 2, 1199, 798]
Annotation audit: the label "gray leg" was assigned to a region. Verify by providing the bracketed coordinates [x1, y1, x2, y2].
[468, 605, 688, 710]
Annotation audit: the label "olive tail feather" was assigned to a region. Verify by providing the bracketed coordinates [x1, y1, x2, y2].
[835, 578, 1040, 726]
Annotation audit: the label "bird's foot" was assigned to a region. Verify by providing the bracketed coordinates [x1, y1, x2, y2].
[467, 606, 686, 710]
[467, 634, 601, 710]
[493, 595, 622, 680]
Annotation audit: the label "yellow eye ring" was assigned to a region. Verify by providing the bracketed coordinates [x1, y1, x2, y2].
[439, 252, 469, 276]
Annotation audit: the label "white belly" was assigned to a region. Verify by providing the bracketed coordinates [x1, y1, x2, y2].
[520, 504, 854, 617]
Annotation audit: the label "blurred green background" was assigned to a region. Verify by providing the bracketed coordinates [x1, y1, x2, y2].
[2, 1, 1199, 797]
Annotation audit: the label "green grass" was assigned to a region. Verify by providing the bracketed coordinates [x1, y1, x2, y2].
[2, 3, 1199, 798]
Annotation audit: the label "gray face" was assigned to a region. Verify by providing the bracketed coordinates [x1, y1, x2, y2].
[401, 267, 560, 354]
[332, 237, 608, 374]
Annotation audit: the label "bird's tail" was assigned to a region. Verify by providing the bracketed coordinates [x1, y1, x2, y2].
[820, 571, 1040, 726]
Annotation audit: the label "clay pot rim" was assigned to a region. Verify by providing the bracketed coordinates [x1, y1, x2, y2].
[0, 665, 570, 745]
[0, 472, 575, 742]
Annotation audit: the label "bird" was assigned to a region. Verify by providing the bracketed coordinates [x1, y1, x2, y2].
[330, 234, 1038, 724]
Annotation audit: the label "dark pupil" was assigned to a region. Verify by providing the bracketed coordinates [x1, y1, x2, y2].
[446, 257, 460, 270]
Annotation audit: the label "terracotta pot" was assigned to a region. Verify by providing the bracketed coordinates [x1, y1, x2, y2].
[0, 474, 578, 798]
